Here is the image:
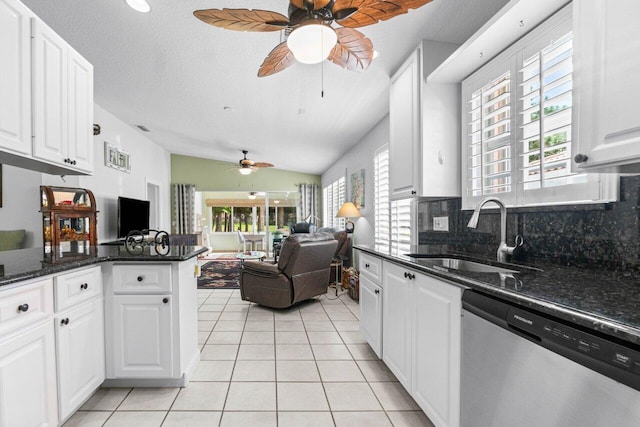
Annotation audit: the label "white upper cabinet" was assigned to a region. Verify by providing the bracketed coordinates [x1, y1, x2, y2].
[390, 47, 422, 199]
[33, 18, 94, 174]
[572, 0, 640, 172]
[0, 0, 32, 156]
[389, 40, 460, 200]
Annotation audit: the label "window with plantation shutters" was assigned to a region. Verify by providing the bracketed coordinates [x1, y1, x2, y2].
[519, 31, 583, 191]
[323, 177, 345, 229]
[390, 198, 411, 257]
[374, 144, 412, 255]
[468, 71, 513, 198]
[374, 146, 390, 252]
[462, 4, 607, 209]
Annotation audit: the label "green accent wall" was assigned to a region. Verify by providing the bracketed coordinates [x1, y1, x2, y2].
[171, 154, 321, 191]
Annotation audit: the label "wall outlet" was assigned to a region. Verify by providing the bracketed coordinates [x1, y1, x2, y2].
[433, 216, 449, 231]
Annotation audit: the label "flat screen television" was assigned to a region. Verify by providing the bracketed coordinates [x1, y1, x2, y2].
[117, 196, 150, 238]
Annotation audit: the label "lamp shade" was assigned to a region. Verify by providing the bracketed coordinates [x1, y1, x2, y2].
[287, 23, 337, 64]
[336, 202, 361, 218]
[238, 167, 252, 175]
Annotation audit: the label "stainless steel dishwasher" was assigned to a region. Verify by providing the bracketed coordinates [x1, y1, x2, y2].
[462, 289, 640, 427]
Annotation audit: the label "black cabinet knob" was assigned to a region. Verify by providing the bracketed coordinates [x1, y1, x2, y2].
[137, 276, 144, 282]
[574, 153, 589, 164]
[411, 190, 417, 195]
[365, 263, 370, 268]
[80, 283, 88, 290]
[71, 160, 77, 165]
[61, 318, 69, 325]
[404, 272, 408, 278]
[17, 303, 29, 312]
[374, 289, 380, 295]
[162, 298, 169, 304]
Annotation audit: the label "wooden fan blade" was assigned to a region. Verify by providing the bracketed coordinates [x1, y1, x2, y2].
[290, 0, 332, 11]
[194, 9, 289, 32]
[333, 0, 434, 28]
[258, 42, 296, 77]
[253, 162, 274, 168]
[328, 28, 374, 72]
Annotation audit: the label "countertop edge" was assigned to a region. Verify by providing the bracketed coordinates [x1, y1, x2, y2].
[354, 246, 640, 346]
[0, 246, 207, 288]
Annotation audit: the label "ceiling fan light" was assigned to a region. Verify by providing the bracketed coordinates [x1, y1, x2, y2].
[239, 168, 252, 175]
[125, 0, 151, 13]
[287, 23, 337, 64]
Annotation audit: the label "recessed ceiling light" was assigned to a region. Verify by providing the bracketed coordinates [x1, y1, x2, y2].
[125, 0, 151, 13]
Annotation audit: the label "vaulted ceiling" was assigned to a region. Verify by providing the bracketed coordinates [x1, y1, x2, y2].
[21, 0, 509, 174]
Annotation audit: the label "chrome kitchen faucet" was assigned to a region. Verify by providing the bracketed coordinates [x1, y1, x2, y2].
[467, 197, 523, 263]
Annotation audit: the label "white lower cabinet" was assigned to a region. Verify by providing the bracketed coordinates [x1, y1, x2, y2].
[412, 273, 462, 427]
[104, 260, 199, 386]
[111, 294, 173, 378]
[379, 260, 462, 427]
[359, 275, 383, 358]
[0, 321, 58, 427]
[55, 298, 104, 421]
[382, 261, 413, 389]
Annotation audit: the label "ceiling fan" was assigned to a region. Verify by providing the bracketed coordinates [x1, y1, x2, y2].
[194, 0, 435, 77]
[236, 150, 274, 175]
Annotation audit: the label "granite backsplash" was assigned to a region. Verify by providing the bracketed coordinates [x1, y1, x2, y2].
[417, 176, 640, 271]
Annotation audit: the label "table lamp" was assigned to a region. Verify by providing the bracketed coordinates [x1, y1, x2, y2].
[336, 202, 361, 233]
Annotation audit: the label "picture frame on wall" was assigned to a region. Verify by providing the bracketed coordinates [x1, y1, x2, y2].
[350, 168, 364, 209]
[104, 142, 131, 173]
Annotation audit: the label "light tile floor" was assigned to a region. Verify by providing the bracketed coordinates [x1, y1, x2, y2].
[64, 289, 434, 426]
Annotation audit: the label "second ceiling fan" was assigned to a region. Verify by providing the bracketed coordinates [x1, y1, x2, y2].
[194, 0, 435, 77]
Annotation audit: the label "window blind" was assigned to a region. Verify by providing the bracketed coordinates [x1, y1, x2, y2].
[390, 198, 411, 257]
[519, 31, 584, 190]
[374, 146, 390, 252]
[468, 71, 512, 197]
[323, 177, 345, 229]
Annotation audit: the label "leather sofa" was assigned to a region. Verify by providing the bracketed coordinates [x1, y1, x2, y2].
[239, 232, 338, 308]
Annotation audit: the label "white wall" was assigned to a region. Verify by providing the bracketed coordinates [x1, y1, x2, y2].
[0, 165, 43, 247]
[2, 103, 171, 247]
[321, 115, 389, 250]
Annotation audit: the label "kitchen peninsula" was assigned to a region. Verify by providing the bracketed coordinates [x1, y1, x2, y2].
[0, 244, 206, 425]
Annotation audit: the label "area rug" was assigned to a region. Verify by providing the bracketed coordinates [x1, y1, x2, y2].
[198, 260, 241, 289]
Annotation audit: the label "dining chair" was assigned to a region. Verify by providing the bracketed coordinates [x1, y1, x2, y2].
[237, 230, 247, 253]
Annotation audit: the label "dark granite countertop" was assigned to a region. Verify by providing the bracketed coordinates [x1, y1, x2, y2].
[0, 245, 207, 287]
[355, 245, 640, 346]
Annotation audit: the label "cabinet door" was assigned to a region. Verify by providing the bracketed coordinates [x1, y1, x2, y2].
[56, 299, 105, 421]
[111, 294, 173, 378]
[32, 18, 68, 166]
[0, 0, 31, 156]
[389, 47, 422, 199]
[0, 322, 58, 427]
[412, 273, 462, 427]
[67, 49, 93, 173]
[359, 275, 382, 358]
[382, 261, 412, 389]
[573, 0, 640, 172]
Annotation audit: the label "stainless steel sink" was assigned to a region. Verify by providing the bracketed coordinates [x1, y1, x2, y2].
[416, 257, 518, 274]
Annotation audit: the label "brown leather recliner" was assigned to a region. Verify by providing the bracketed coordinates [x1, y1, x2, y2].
[239, 232, 338, 308]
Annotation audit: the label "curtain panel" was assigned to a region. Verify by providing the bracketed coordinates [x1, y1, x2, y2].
[173, 184, 196, 234]
[299, 183, 319, 225]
